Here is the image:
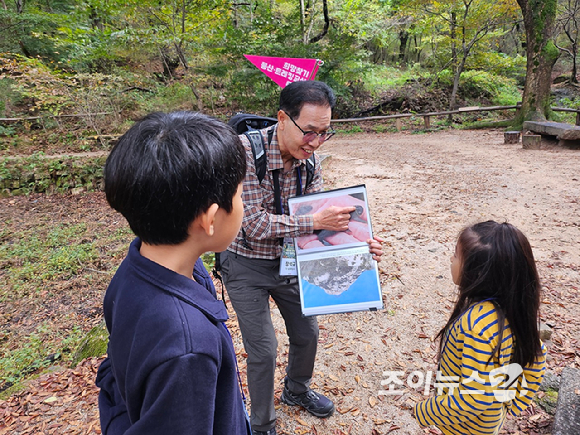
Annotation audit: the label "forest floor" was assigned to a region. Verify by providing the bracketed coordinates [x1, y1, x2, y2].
[1, 128, 579, 435]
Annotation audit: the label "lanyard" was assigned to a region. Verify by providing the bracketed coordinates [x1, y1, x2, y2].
[273, 166, 303, 215]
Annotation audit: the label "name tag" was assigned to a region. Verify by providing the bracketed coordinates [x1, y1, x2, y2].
[279, 237, 297, 276]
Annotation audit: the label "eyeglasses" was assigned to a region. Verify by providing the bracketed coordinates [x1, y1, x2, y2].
[283, 111, 335, 144]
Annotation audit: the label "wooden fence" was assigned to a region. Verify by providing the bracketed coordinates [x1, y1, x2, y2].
[330, 105, 580, 129]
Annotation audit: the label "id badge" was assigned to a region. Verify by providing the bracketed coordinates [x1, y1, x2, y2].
[279, 237, 297, 276]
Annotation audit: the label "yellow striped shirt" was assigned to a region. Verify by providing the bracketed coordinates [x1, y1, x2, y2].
[414, 301, 546, 435]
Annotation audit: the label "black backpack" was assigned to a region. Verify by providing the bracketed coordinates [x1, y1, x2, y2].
[227, 112, 316, 187]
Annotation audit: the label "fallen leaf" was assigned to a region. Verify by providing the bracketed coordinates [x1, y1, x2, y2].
[372, 417, 391, 425]
[337, 407, 352, 414]
[295, 417, 309, 427]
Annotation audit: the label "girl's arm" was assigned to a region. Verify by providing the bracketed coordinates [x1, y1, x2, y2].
[508, 342, 547, 416]
[413, 329, 497, 429]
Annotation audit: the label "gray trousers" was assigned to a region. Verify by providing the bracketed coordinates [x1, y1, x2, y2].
[220, 250, 319, 432]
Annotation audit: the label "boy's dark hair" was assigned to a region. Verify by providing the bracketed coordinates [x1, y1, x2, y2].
[438, 221, 543, 368]
[279, 81, 336, 119]
[105, 111, 246, 245]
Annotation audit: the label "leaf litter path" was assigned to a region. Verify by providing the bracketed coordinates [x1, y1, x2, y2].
[1, 129, 578, 434]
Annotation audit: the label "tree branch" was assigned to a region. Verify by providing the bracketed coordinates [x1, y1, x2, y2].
[309, 0, 329, 43]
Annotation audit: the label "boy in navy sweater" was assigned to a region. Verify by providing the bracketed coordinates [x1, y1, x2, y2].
[96, 112, 251, 435]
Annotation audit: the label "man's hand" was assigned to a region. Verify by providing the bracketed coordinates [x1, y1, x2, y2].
[367, 236, 384, 262]
[312, 205, 356, 231]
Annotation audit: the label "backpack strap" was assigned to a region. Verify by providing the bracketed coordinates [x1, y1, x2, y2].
[244, 128, 275, 184]
[304, 154, 316, 192]
[244, 130, 266, 183]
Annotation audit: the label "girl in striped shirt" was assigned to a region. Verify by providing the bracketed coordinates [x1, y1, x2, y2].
[414, 221, 546, 435]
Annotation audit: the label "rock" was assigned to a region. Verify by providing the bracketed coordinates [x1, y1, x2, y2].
[553, 367, 580, 435]
[540, 371, 561, 391]
[71, 319, 109, 367]
[539, 322, 553, 341]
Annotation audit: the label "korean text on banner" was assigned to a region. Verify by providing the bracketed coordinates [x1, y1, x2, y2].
[244, 55, 321, 88]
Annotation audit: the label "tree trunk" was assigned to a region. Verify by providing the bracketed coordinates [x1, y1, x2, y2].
[399, 30, 409, 63]
[309, 0, 329, 43]
[572, 42, 578, 83]
[450, 12, 457, 73]
[515, 0, 559, 122]
[300, 0, 306, 43]
[448, 55, 466, 113]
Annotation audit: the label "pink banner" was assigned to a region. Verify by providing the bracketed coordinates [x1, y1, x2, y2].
[244, 55, 321, 88]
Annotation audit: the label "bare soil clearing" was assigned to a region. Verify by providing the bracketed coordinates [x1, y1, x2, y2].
[1, 129, 579, 434]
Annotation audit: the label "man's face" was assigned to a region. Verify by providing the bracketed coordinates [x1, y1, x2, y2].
[278, 103, 332, 163]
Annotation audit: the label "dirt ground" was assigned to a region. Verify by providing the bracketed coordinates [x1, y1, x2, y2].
[1, 129, 579, 434]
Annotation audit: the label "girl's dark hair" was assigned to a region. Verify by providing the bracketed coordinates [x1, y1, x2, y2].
[279, 81, 336, 119]
[437, 221, 543, 368]
[104, 111, 246, 245]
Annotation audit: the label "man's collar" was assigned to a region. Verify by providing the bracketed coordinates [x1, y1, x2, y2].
[268, 125, 307, 172]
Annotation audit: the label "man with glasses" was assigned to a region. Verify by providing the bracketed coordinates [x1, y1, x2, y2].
[220, 81, 382, 435]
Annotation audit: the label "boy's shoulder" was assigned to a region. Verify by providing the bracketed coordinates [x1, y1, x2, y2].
[105, 239, 228, 360]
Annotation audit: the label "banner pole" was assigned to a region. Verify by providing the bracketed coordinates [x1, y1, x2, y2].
[309, 59, 324, 81]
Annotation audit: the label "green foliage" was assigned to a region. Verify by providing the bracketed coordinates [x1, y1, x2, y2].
[0, 323, 84, 388]
[437, 69, 520, 106]
[201, 252, 217, 273]
[0, 9, 75, 62]
[336, 125, 364, 134]
[468, 53, 527, 82]
[0, 126, 16, 137]
[364, 64, 429, 91]
[461, 71, 521, 105]
[1, 55, 75, 115]
[0, 222, 97, 286]
[556, 97, 580, 110]
[0, 78, 23, 116]
[0, 153, 106, 195]
[536, 388, 558, 415]
[0, 0, 530, 120]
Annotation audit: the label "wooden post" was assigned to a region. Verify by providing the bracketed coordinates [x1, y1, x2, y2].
[395, 118, 402, 132]
[504, 131, 521, 144]
[423, 116, 431, 129]
[576, 111, 580, 126]
[522, 134, 541, 150]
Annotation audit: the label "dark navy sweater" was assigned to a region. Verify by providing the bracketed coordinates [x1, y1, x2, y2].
[96, 238, 250, 434]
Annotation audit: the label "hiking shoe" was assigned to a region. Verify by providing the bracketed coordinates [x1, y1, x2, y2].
[251, 428, 276, 435]
[281, 383, 335, 418]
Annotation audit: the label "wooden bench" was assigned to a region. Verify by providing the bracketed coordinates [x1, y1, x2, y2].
[523, 121, 580, 147]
